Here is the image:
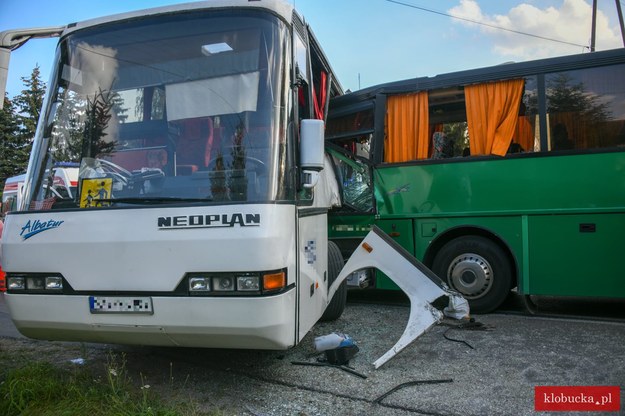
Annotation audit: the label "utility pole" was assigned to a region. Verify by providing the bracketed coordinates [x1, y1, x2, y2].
[590, 0, 597, 51]
[590, 0, 625, 52]
[616, 0, 625, 46]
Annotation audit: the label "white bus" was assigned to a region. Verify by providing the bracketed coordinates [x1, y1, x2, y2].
[2, 166, 78, 215]
[1, 174, 26, 215]
[1, 0, 347, 349]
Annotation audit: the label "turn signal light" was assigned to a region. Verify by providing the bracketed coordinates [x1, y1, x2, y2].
[263, 271, 286, 291]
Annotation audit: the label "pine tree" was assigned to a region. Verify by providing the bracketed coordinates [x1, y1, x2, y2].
[13, 65, 46, 139]
[0, 66, 47, 195]
[0, 96, 27, 193]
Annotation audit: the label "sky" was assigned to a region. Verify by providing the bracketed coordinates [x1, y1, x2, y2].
[0, 0, 624, 97]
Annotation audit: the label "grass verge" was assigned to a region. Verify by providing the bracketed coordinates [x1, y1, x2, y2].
[0, 344, 207, 416]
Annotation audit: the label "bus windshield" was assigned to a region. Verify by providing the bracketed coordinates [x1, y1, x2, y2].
[26, 10, 289, 210]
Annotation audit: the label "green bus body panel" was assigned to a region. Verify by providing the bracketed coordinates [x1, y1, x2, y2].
[327, 213, 376, 258]
[329, 151, 625, 298]
[375, 152, 625, 216]
[375, 217, 524, 290]
[528, 213, 625, 296]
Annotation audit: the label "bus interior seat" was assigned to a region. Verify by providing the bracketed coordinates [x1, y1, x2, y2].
[106, 148, 168, 172]
[175, 117, 213, 175]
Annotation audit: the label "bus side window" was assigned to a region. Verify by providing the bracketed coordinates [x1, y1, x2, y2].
[545, 64, 625, 152]
[423, 78, 538, 159]
[328, 142, 373, 213]
[432, 132, 453, 159]
[428, 123, 468, 159]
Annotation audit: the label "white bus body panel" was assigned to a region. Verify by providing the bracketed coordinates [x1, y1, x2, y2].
[296, 211, 328, 341]
[3, 205, 295, 290]
[2, 204, 308, 349]
[6, 293, 296, 349]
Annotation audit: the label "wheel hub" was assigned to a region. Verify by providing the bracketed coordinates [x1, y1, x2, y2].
[447, 253, 493, 299]
[461, 270, 477, 285]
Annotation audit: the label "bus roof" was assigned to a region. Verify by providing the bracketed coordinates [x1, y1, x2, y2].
[62, 0, 295, 37]
[330, 47, 625, 108]
[57, 0, 342, 98]
[4, 174, 26, 185]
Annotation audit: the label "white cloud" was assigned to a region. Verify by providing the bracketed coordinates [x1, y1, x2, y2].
[448, 0, 622, 60]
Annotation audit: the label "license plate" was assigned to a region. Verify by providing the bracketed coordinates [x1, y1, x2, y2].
[89, 296, 153, 314]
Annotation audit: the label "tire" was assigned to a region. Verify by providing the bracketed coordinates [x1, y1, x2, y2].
[432, 236, 512, 314]
[320, 241, 347, 321]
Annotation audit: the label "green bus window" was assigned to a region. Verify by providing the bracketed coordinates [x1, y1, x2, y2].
[326, 109, 374, 139]
[327, 146, 373, 213]
[381, 77, 539, 162]
[545, 63, 625, 152]
[465, 78, 525, 156]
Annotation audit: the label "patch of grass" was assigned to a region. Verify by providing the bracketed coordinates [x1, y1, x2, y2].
[0, 352, 202, 416]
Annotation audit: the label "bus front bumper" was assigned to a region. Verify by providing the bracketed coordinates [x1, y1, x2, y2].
[4, 290, 297, 350]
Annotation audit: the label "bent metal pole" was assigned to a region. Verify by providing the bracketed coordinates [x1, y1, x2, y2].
[0, 27, 65, 109]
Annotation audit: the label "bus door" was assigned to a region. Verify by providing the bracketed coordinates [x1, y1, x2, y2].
[297, 208, 329, 340]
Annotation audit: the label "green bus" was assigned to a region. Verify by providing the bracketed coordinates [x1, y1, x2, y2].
[325, 48, 625, 313]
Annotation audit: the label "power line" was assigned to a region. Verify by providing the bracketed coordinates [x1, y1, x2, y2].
[384, 0, 589, 49]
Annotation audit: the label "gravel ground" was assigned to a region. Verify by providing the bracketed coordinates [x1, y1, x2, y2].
[2, 298, 624, 415]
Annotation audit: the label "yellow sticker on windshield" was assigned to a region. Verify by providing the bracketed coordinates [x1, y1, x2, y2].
[80, 178, 112, 208]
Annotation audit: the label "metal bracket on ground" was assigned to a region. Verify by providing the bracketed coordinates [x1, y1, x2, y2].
[327, 226, 468, 369]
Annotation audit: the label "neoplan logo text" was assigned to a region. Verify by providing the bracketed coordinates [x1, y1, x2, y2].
[158, 213, 261, 229]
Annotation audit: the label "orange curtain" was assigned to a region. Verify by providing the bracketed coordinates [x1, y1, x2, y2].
[515, 116, 534, 152]
[384, 92, 429, 162]
[465, 79, 524, 156]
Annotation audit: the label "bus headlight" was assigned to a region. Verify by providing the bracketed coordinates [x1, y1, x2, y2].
[45, 276, 63, 290]
[236, 275, 260, 291]
[6, 274, 65, 293]
[183, 269, 286, 296]
[26, 277, 45, 290]
[213, 276, 234, 291]
[189, 277, 211, 292]
[7, 277, 25, 290]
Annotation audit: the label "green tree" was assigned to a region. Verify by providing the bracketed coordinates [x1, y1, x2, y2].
[50, 89, 86, 163]
[547, 73, 610, 119]
[443, 122, 469, 156]
[82, 88, 117, 158]
[0, 96, 24, 192]
[228, 122, 248, 200]
[546, 73, 612, 148]
[0, 65, 47, 192]
[14, 65, 46, 140]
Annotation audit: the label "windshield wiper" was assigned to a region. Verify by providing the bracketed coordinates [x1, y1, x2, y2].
[98, 197, 212, 205]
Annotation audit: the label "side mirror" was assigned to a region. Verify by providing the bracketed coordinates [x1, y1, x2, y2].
[300, 119, 324, 189]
